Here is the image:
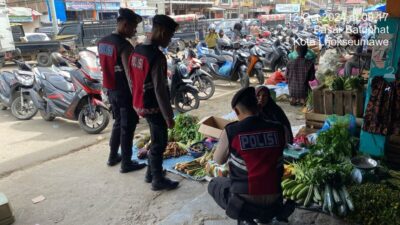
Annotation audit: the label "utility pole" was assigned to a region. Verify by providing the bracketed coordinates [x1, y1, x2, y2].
[48, 0, 58, 35]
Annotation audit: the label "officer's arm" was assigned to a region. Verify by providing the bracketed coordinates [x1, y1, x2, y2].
[151, 57, 174, 123]
[121, 46, 134, 94]
[214, 129, 229, 165]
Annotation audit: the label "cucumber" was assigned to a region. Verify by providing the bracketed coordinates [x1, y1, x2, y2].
[322, 189, 328, 213]
[338, 204, 348, 217]
[303, 184, 314, 207]
[281, 179, 291, 186]
[332, 188, 342, 204]
[340, 186, 354, 211]
[296, 185, 309, 199]
[313, 186, 321, 201]
[291, 183, 306, 197]
[283, 180, 297, 189]
[313, 194, 318, 203]
[325, 185, 334, 213]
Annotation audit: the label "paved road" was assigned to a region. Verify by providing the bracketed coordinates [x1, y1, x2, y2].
[0, 68, 259, 177]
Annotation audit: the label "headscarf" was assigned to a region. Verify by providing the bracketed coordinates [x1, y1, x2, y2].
[256, 86, 293, 144]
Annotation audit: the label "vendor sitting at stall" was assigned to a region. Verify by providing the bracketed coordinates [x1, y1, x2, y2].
[341, 32, 364, 76]
[208, 87, 290, 223]
[256, 86, 293, 144]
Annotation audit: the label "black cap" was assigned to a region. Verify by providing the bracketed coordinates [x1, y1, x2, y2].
[153, 15, 179, 32]
[231, 87, 257, 109]
[118, 8, 142, 24]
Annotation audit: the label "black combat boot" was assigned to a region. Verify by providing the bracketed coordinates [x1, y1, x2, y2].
[107, 153, 122, 166]
[120, 160, 146, 173]
[150, 154, 179, 190]
[151, 176, 179, 191]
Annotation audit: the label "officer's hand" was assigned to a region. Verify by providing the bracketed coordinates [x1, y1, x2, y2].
[167, 119, 175, 129]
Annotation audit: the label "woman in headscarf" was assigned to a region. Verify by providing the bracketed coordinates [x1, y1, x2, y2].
[256, 86, 293, 144]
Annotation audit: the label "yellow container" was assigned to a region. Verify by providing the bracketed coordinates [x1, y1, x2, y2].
[0, 193, 14, 225]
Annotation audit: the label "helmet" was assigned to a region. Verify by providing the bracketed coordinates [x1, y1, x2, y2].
[51, 53, 68, 67]
[177, 64, 188, 76]
[276, 24, 283, 30]
[234, 23, 242, 31]
[208, 23, 216, 31]
[262, 31, 271, 38]
[217, 38, 231, 48]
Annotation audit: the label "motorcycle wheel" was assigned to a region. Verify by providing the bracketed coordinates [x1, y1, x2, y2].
[36, 52, 52, 67]
[193, 76, 215, 100]
[174, 89, 200, 113]
[78, 104, 110, 134]
[39, 110, 55, 121]
[239, 71, 250, 88]
[256, 69, 265, 85]
[10, 94, 38, 120]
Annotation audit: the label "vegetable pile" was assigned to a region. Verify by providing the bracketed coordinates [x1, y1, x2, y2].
[163, 142, 188, 159]
[347, 183, 400, 225]
[175, 151, 214, 178]
[327, 76, 364, 91]
[283, 124, 356, 216]
[168, 114, 203, 145]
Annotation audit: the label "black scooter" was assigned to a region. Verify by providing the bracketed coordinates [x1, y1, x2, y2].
[201, 44, 250, 88]
[0, 58, 38, 120]
[29, 52, 110, 134]
[259, 40, 289, 72]
[168, 55, 200, 113]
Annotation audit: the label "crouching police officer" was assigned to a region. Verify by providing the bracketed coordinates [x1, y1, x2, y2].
[128, 15, 180, 191]
[98, 8, 145, 173]
[208, 87, 295, 224]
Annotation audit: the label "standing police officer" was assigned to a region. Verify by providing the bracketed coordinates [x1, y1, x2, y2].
[98, 8, 145, 173]
[129, 15, 179, 191]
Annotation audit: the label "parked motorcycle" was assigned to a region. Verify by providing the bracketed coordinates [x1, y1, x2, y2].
[246, 43, 265, 85]
[29, 51, 110, 134]
[168, 55, 200, 113]
[201, 41, 250, 88]
[0, 57, 38, 120]
[184, 49, 215, 100]
[258, 40, 289, 72]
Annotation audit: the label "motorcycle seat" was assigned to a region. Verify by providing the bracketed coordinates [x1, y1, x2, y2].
[206, 53, 228, 63]
[44, 72, 75, 93]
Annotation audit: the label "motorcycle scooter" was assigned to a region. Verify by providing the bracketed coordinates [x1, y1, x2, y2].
[183, 49, 215, 100]
[29, 51, 110, 134]
[0, 54, 38, 120]
[258, 39, 289, 72]
[201, 42, 250, 88]
[167, 55, 200, 113]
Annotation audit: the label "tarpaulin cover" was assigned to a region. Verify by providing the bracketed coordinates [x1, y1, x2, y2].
[130, 145, 206, 181]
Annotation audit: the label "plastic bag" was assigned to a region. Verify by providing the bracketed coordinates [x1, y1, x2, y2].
[266, 70, 286, 85]
[219, 61, 232, 77]
[319, 114, 357, 135]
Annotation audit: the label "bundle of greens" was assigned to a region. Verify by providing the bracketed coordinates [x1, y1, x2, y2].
[294, 124, 356, 185]
[168, 114, 203, 145]
[347, 183, 400, 225]
[328, 76, 364, 91]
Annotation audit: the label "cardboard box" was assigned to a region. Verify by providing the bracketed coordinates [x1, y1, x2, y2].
[0, 193, 14, 225]
[198, 116, 232, 139]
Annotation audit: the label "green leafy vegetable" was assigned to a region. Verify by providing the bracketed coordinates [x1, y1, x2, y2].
[168, 114, 203, 145]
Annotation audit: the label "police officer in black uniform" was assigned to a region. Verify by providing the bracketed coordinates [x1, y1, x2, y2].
[208, 87, 294, 224]
[97, 8, 145, 173]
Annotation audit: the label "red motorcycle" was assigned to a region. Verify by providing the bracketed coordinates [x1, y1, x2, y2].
[29, 51, 110, 134]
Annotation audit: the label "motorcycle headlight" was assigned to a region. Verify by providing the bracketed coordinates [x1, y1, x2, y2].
[16, 74, 34, 86]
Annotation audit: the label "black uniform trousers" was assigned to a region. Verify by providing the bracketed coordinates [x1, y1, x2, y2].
[208, 177, 287, 223]
[145, 113, 168, 178]
[108, 90, 139, 165]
